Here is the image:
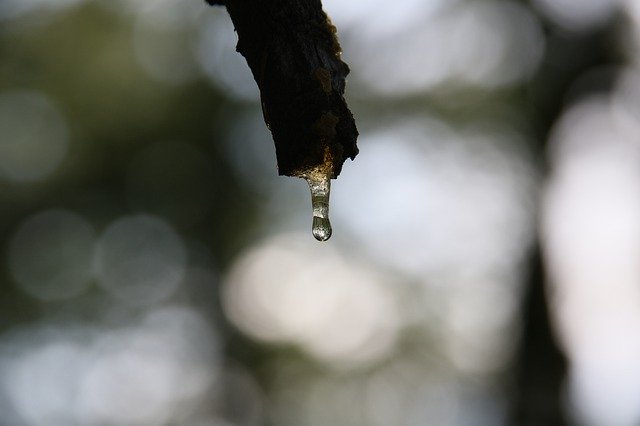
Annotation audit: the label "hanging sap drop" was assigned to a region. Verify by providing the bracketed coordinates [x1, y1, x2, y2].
[305, 172, 332, 241]
[312, 215, 331, 241]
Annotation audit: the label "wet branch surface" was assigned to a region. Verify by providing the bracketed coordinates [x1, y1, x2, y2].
[207, 0, 358, 178]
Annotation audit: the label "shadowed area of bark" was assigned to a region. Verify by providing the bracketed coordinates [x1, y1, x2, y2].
[207, 0, 358, 178]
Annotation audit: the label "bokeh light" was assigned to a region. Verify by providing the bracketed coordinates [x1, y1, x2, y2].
[195, 8, 260, 101]
[0, 0, 83, 21]
[542, 93, 640, 426]
[223, 234, 401, 367]
[332, 119, 536, 277]
[220, 109, 278, 194]
[331, 1, 544, 96]
[0, 306, 222, 426]
[0, 90, 69, 183]
[1, 0, 638, 425]
[8, 210, 95, 301]
[76, 307, 219, 425]
[132, 13, 200, 86]
[4, 339, 88, 426]
[531, 0, 619, 31]
[94, 214, 186, 306]
[269, 363, 505, 426]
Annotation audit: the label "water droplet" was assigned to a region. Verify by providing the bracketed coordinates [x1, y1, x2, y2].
[305, 172, 332, 241]
[312, 216, 331, 241]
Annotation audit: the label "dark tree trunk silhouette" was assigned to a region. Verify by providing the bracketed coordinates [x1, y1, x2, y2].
[509, 18, 621, 424]
[510, 245, 567, 425]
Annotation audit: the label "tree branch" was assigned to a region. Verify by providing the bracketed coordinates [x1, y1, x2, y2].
[207, 0, 358, 178]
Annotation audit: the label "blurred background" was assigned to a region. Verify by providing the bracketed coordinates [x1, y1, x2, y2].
[1, 0, 640, 425]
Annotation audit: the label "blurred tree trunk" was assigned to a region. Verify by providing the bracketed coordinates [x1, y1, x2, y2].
[510, 244, 567, 425]
[510, 15, 621, 424]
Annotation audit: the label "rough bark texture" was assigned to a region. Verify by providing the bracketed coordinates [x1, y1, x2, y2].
[207, 0, 359, 178]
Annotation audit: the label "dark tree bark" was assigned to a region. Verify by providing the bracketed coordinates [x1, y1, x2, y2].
[510, 19, 621, 425]
[207, 0, 358, 178]
[510, 245, 567, 425]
